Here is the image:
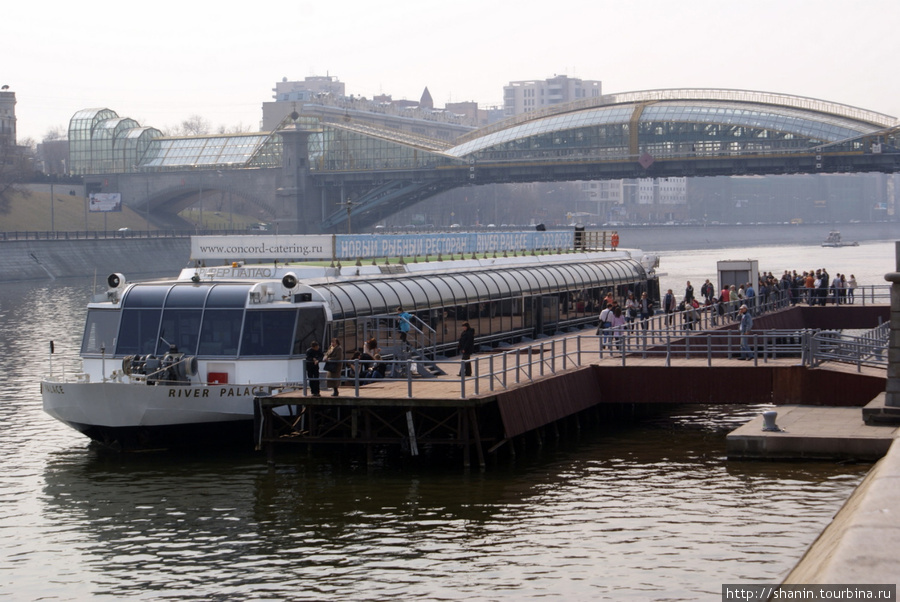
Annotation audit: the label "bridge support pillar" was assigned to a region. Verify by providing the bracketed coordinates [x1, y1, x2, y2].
[277, 120, 317, 234]
[883, 241, 900, 415]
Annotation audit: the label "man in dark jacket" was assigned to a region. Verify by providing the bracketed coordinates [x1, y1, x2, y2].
[663, 289, 676, 326]
[457, 322, 476, 377]
[638, 291, 654, 330]
[304, 341, 324, 396]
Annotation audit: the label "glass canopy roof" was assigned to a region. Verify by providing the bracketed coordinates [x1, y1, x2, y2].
[445, 100, 884, 158]
[315, 258, 646, 319]
[140, 134, 282, 169]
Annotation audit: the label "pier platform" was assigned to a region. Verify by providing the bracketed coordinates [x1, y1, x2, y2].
[726, 397, 899, 461]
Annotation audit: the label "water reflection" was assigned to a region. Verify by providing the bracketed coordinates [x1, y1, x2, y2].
[36, 404, 867, 601]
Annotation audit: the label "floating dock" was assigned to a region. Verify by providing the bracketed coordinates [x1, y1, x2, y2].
[726, 396, 898, 461]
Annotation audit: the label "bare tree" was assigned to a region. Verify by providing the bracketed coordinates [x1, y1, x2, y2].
[216, 122, 256, 134]
[179, 115, 212, 136]
[43, 127, 66, 141]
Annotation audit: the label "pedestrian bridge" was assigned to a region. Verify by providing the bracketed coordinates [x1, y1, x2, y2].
[75, 89, 900, 233]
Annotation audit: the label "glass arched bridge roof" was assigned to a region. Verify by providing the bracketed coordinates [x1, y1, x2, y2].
[445, 89, 899, 160]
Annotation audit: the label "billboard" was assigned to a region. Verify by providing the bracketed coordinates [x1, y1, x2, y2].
[191, 231, 577, 261]
[88, 193, 122, 212]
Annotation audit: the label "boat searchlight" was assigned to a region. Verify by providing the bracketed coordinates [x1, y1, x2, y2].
[106, 273, 126, 302]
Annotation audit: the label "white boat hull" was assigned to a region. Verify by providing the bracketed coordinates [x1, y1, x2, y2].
[41, 380, 284, 450]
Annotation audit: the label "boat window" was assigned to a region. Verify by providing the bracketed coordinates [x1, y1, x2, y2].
[197, 309, 243, 356]
[510, 268, 542, 295]
[81, 309, 120, 355]
[424, 276, 455, 307]
[165, 285, 209, 307]
[385, 281, 416, 311]
[240, 309, 296, 356]
[115, 308, 162, 356]
[121, 285, 169, 308]
[206, 284, 251, 308]
[293, 307, 326, 354]
[322, 286, 355, 320]
[341, 282, 385, 316]
[458, 273, 493, 300]
[156, 309, 202, 355]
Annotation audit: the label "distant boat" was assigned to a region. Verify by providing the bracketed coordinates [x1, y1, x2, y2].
[821, 230, 859, 247]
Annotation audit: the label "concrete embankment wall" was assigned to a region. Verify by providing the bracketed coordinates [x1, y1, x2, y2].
[0, 238, 191, 282]
[784, 430, 900, 583]
[2, 221, 899, 282]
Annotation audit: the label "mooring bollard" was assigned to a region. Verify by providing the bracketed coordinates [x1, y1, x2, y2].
[762, 410, 782, 432]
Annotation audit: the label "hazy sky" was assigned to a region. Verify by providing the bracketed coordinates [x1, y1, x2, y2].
[5, 0, 899, 143]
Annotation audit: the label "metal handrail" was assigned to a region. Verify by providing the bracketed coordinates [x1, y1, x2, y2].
[299, 320, 889, 399]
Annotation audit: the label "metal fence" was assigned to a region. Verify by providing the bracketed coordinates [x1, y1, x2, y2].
[305, 317, 890, 399]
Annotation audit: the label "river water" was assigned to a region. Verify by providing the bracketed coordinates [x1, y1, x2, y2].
[0, 240, 894, 601]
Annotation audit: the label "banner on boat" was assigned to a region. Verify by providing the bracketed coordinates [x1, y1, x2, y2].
[192, 232, 576, 261]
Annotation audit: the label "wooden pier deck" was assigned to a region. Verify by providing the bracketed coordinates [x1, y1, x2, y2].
[255, 305, 889, 467]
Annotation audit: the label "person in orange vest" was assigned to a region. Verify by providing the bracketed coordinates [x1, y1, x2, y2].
[611, 232, 619, 249]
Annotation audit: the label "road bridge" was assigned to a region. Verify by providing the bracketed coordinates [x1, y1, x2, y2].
[75, 89, 900, 233]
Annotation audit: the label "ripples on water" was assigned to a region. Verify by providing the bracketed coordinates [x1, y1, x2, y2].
[0, 245, 884, 600]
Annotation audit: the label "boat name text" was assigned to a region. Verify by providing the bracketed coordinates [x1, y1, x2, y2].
[168, 386, 267, 398]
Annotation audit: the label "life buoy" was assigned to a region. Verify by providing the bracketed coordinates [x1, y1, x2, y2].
[611, 233, 619, 249]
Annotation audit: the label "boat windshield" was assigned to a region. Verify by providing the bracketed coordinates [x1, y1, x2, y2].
[89, 283, 326, 359]
[80, 309, 120, 355]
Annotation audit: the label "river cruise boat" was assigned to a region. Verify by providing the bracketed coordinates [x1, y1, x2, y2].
[821, 230, 859, 247]
[41, 232, 659, 450]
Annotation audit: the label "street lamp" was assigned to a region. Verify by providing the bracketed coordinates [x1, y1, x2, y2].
[339, 197, 354, 234]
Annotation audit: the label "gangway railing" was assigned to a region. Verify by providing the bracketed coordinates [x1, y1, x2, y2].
[809, 322, 890, 371]
[360, 313, 439, 364]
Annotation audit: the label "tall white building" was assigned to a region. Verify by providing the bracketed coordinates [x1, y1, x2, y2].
[503, 75, 601, 116]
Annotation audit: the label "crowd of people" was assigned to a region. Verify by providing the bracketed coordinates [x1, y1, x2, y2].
[595, 266, 860, 342]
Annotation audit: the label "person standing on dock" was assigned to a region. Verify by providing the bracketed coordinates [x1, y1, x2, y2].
[684, 281, 695, 304]
[397, 306, 411, 344]
[304, 341, 324, 396]
[457, 322, 475, 377]
[639, 291, 654, 330]
[744, 282, 756, 315]
[701, 279, 714, 303]
[738, 305, 753, 360]
[323, 339, 343, 396]
[663, 289, 676, 326]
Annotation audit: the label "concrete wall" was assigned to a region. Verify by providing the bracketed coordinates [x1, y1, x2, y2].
[783, 433, 900, 583]
[0, 239, 191, 282]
